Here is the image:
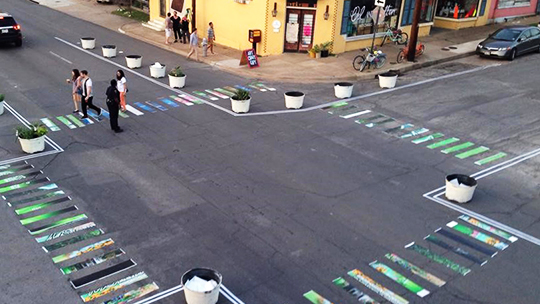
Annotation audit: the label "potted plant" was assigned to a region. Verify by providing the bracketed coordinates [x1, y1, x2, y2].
[16, 123, 48, 154]
[334, 82, 354, 98]
[230, 88, 251, 113]
[378, 71, 398, 89]
[0, 94, 4, 116]
[102, 45, 117, 58]
[80, 37, 96, 50]
[168, 66, 186, 88]
[150, 62, 167, 78]
[320, 41, 333, 58]
[284, 91, 305, 109]
[308, 48, 316, 58]
[125, 55, 143, 69]
[312, 44, 321, 59]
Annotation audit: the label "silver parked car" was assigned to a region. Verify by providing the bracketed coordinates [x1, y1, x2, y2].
[476, 26, 540, 60]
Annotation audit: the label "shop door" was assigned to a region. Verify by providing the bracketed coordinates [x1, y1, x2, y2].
[284, 9, 316, 52]
[159, 0, 166, 17]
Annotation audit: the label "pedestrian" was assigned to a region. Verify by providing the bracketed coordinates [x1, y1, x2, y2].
[66, 69, 81, 113]
[171, 11, 181, 43]
[106, 79, 123, 133]
[187, 28, 199, 61]
[116, 70, 127, 112]
[80, 70, 102, 119]
[207, 22, 215, 55]
[181, 16, 189, 44]
[164, 12, 173, 45]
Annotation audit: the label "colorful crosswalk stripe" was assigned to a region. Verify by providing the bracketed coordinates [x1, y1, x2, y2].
[2, 183, 58, 201]
[366, 118, 395, 128]
[474, 152, 507, 165]
[118, 110, 129, 118]
[100, 110, 111, 119]
[355, 114, 385, 124]
[424, 234, 487, 265]
[44, 229, 104, 253]
[435, 228, 497, 257]
[193, 91, 218, 100]
[170, 95, 194, 106]
[446, 221, 508, 250]
[82, 118, 94, 125]
[205, 89, 229, 99]
[179, 94, 204, 104]
[234, 84, 252, 92]
[41, 118, 61, 131]
[384, 124, 414, 134]
[348, 269, 409, 304]
[146, 101, 168, 111]
[456, 146, 490, 159]
[412, 133, 444, 144]
[303, 290, 333, 304]
[0, 178, 49, 194]
[0, 162, 27, 170]
[458, 215, 518, 242]
[340, 109, 371, 119]
[15, 196, 70, 215]
[101, 282, 159, 304]
[71, 259, 137, 289]
[160, 98, 179, 108]
[332, 277, 379, 303]
[29, 213, 88, 235]
[20, 205, 78, 225]
[328, 105, 357, 115]
[56, 116, 77, 129]
[215, 88, 236, 96]
[256, 83, 276, 91]
[134, 102, 156, 113]
[125, 104, 144, 116]
[427, 138, 459, 149]
[88, 111, 104, 122]
[36, 221, 96, 243]
[0, 171, 40, 185]
[61, 248, 125, 275]
[0, 164, 33, 177]
[248, 84, 266, 92]
[384, 253, 446, 287]
[322, 101, 348, 110]
[405, 242, 471, 276]
[400, 128, 429, 139]
[52, 238, 114, 263]
[441, 142, 474, 154]
[66, 114, 86, 127]
[80, 271, 148, 303]
[224, 86, 239, 94]
[369, 261, 430, 297]
[8, 189, 64, 207]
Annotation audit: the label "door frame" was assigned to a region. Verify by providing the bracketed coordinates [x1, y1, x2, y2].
[284, 7, 317, 53]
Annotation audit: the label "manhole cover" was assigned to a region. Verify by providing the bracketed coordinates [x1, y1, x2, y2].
[441, 47, 450, 51]
[449, 46, 458, 49]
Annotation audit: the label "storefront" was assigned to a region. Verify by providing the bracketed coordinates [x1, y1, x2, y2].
[488, 0, 539, 23]
[284, 0, 317, 52]
[431, 0, 492, 29]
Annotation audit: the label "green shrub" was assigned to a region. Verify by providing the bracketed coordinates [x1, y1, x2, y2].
[168, 66, 185, 77]
[0, 94, 4, 102]
[232, 88, 250, 101]
[16, 123, 48, 139]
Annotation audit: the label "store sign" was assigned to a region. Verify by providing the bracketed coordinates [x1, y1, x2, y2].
[239, 49, 260, 68]
[375, 0, 385, 7]
[350, 0, 398, 22]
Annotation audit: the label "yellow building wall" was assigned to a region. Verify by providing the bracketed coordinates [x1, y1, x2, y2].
[149, 0, 169, 21]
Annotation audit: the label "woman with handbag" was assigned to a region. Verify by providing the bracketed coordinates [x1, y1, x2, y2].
[66, 69, 82, 113]
[116, 70, 127, 112]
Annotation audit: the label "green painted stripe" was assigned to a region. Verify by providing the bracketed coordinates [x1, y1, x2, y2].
[118, 110, 129, 118]
[475, 152, 507, 165]
[384, 124, 414, 134]
[332, 277, 379, 303]
[456, 146, 490, 159]
[0, 172, 39, 185]
[412, 133, 444, 144]
[328, 105, 357, 115]
[80, 271, 147, 302]
[44, 229, 104, 252]
[303, 290, 333, 304]
[20, 205, 77, 225]
[0, 178, 49, 194]
[53, 238, 114, 264]
[441, 142, 474, 154]
[41, 118, 61, 131]
[8, 190, 64, 206]
[61, 248, 124, 275]
[355, 114, 385, 124]
[322, 101, 348, 110]
[36, 222, 96, 243]
[66, 114, 86, 127]
[370, 261, 430, 297]
[405, 242, 470, 276]
[384, 253, 446, 287]
[427, 138, 459, 149]
[459, 215, 517, 242]
[29, 214, 87, 235]
[400, 128, 429, 139]
[101, 282, 159, 304]
[447, 221, 508, 250]
[56, 116, 77, 129]
[348, 269, 409, 304]
[15, 196, 70, 215]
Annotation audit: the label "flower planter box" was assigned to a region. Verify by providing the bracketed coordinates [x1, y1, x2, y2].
[334, 82, 354, 98]
[19, 136, 45, 154]
[230, 97, 251, 113]
[168, 74, 186, 88]
[80, 37, 96, 50]
[102, 45, 117, 58]
[284, 91, 305, 109]
[378, 72, 398, 89]
[150, 63, 166, 78]
[125, 55, 143, 69]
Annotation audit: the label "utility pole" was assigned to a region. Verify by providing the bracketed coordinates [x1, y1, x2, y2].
[191, 0, 196, 31]
[407, 0, 422, 62]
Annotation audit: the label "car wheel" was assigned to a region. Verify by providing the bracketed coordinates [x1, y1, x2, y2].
[509, 48, 516, 61]
[15, 39, 22, 47]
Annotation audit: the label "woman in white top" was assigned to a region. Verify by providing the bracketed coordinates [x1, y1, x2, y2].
[116, 70, 127, 111]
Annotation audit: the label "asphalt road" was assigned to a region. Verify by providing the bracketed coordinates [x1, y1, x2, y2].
[1, 0, 540, 303]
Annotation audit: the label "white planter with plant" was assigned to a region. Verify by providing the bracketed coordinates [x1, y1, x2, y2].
[230, 89, 251, 113]
[168, 66, 186, 88]
[0, 94, 4, 116]
[334, 82, 354, 98]
[81, 37, 96, 49]
[125, 55, 143, 69]
[102, 45, 117, 58]
[284, 91, 305, 109]
[16, 123, 48, 154]
[150, 62, 166, 78]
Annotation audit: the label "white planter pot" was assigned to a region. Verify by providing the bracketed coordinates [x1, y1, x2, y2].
[125, 55, 142, 69]
[230, 97, 251, 113]
[80, 37, 96, 50]
[0, 101, 4, 115]
[150, 64, 167, 78]
[168, 74, 186, 88]
[378, 72, 398, 89]
[334, 82, 354, 98]
[181, 268, 222, 304]
[102, 45, 117, 58]
[19, 136, 45, 154]
[445, 174, 477, 203]
[284, 91, 305, 109]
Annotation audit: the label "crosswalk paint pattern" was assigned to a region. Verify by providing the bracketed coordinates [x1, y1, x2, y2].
[324, 102, 508, 166]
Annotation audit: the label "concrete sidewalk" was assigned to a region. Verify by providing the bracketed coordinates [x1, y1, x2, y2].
[43, 0, 539, 82]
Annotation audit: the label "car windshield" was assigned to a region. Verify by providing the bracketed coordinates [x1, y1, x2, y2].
[0, 17, 16, 27]
[492, 29, 522, 41]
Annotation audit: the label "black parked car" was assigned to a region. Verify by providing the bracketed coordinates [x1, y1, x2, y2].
[0, 13, 22, 47]
[476, 26, 540, 60]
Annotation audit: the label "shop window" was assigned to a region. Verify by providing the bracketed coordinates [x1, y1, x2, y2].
[401, 0, 435, 26]
[435, 0, 480, 19]
[497, 0, 530, 8]
[340, 0, 400, 37]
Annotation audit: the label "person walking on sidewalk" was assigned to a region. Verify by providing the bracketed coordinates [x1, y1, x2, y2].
[116, 70, 127, 112]
[207, 22, 215, 55]
[171, 11, 181, 43]
[66, 69, 81, 114]
[106, 79, 123, 133]
[181, 16, 189, 44]
[187, 28, 199, 61]
[80, 70, 102, 118]
[164, 12, 173, 45]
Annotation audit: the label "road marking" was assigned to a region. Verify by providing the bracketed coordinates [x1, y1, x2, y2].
[303, 290, 333, 304]
[49, 51, 72, 64]
[459, 215, 518, 242]
[341, 109, 371, 119]
[424, 234, 487, 265]
[404, 242, 470, 276]
[447, 221, 508, 250]
[384, 124, 414, 134]
[441, 142, 474, 154]
[400, 128, 429, 139]
[427, 137, 459, 149]
[348, 269, 409, 304]
[435, 227, 497, 257]
[384, 253, 446, 287]
[475, 152, 507, 165]
[370, 261, 430, 297]
[132, 283, 244, 304]
[412, 133, 444, 144]
[456, 146, 489, 159]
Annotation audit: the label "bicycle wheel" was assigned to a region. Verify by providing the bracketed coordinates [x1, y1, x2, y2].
[352, 55, 366, 71]
[397, 50, 406, 63]
[418, 44, 425, 56]
[375, 56, 387, 69]
[398, 32, 409, 45]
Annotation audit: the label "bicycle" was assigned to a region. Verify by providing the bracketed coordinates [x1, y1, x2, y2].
[396, 42, 425, 63]
[380, 25, 408, 46]
[352, 47, 387, 72]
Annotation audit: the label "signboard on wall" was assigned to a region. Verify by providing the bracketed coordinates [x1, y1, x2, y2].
[171, 0, 185, 13]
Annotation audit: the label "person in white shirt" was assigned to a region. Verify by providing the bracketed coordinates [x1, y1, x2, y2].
[116, 70, 127, 112]
[80, 70, 102, 118]
[187, 28, 199, 61]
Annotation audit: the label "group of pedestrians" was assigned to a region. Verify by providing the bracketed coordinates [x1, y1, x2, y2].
[164, 11, 216, 61]
[67, 69, 128, 133]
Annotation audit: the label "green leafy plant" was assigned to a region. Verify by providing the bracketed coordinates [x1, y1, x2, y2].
[16, 123, 48, 140]
[320, 41, 333, 51]
[312, 44, 321, 53]
[232, 88, 250, 101]
[168, 66, 185, 77]
[0, 94, 4, 102]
